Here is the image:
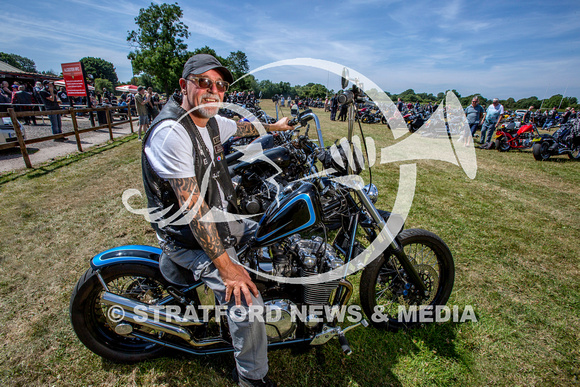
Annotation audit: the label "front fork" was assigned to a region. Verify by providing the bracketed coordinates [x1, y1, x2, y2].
[355, 188, 428, 295]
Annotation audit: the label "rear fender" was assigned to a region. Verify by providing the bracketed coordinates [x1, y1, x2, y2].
[533, 134, 554, 143]
[90, 245, 162, 270]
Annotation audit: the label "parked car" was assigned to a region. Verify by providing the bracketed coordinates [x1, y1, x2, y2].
[0, 117, 26, 145]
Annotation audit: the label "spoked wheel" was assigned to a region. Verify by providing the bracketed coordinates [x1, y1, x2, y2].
[70, 264, 171, 362]
[360, 229, 455, 331]
[532, 142, 551, 161]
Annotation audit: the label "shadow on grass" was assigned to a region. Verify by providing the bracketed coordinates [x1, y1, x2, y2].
[0, 134, 137, 186]
[94, 320, 472, 387]
[536, 156, 578, 163]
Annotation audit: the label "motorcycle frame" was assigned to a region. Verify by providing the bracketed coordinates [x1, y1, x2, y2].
[495, 123, 539, 149]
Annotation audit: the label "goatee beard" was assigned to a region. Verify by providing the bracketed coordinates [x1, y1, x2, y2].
[195, 93, 220, 118]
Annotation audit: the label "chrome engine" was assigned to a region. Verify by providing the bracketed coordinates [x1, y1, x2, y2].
[253, 235, 345, 341]
[252, 235, 346, 340]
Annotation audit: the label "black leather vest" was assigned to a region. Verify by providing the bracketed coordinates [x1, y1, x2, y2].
[142, 97, 238, 250]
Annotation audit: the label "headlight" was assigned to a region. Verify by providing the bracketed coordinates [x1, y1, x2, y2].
[363, 183, 378, 203]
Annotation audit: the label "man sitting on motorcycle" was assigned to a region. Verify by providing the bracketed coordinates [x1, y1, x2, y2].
[141, 54, 293, 387]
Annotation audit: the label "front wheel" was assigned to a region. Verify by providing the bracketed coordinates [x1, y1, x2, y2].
[532, 142, 551, 161]
[70, 264, 171, 362]
[360, 229, 455, 331]
[495, 137, 510, 152]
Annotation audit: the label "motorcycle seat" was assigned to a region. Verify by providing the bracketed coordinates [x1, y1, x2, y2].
[159, 253, 197, 286]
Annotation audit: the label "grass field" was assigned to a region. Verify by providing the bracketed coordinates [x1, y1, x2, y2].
[0, 100, 578, 386]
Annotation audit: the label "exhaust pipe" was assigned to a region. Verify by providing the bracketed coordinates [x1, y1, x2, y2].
[101, 291, 202, 326]
[101, 292, 226, 347]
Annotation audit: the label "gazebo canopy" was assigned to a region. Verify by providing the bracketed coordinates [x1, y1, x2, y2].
[115, 84, 139, 93]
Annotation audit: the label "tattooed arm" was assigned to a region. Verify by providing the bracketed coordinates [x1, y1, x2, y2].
[234, 116, 294, 138]
[168, 177, 258, 305]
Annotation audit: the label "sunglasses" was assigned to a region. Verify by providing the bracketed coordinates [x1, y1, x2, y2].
[186, 76, 229, 92]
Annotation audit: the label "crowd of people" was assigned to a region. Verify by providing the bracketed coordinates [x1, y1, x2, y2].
[0, 79, 164, 141]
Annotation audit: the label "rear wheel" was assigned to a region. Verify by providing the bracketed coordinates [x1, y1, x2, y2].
[70, 264, 171, 362]
[360, 229, 455, 331]
[532, 142, 551, 161]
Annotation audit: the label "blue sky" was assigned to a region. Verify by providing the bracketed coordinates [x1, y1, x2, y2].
[3, 0, 579, 100]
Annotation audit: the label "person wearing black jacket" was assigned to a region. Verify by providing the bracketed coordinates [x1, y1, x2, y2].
[12, 85, 36, 125]
[561, 107, 572, 125]
[330, 94, 338, 121]
[522, 106, 534, 124]
[39, 81, 64, 139]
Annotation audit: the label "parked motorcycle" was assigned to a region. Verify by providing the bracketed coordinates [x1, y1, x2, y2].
[403, 111, 425, 133]
[360, 107, 387, 125]
[70, 85, 455, 363]
[494, 121, 540, 152]
[531, 119, 580, 161]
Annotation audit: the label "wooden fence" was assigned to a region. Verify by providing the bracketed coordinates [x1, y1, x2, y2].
[0, 106, 134, 169]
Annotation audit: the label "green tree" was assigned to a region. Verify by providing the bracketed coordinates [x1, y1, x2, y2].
[80, 57, 119, 85]
[130, 73, 156, 90]
[0, 52, 37, 72]
[504, 97, 516, 109]
[450, 89, 461, 98]
[544, 94, 563, 109]
[128, 2, 190, 95]
[41, 69, 59, 76]
[227, 51, 252, 91]
[515, 96, 541, 109]
[189, 46, 227, 64]
[94, 78, 114, 97]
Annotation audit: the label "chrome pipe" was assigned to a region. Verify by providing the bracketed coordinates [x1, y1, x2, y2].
[113, 308, 226, 347]
[300, 111, 324, 146]
[101, 291, 202, 326]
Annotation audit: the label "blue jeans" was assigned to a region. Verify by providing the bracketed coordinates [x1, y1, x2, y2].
[543, 119, 554, 129]
[49, 114, 62, 134]
[330, 108, 337, 121]
[469, 122, 479, 137]
[159, 219, 268, 380]
[480, 121, 496, 144]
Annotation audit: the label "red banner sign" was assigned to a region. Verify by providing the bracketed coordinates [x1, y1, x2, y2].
[61, 62, 87, 97]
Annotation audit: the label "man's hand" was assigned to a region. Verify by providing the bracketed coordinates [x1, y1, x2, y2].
[213, 252, 259, 306]
[270, 116, 294, 132]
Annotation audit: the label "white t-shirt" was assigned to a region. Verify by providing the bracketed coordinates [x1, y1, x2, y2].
[144, 114, 236, 179]
[144, 115, 237, 209]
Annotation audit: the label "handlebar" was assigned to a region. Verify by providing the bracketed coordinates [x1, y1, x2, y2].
[288, 109, 324, 147]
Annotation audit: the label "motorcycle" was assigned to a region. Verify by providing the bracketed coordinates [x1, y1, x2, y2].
[494, 121, 540, 152]
[226, 111, 316, 216]
[403, 111, 425, 133]
[360, 107, 387, 125]
[531, 119, 580, 161]
[69, 84, 455, 364]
